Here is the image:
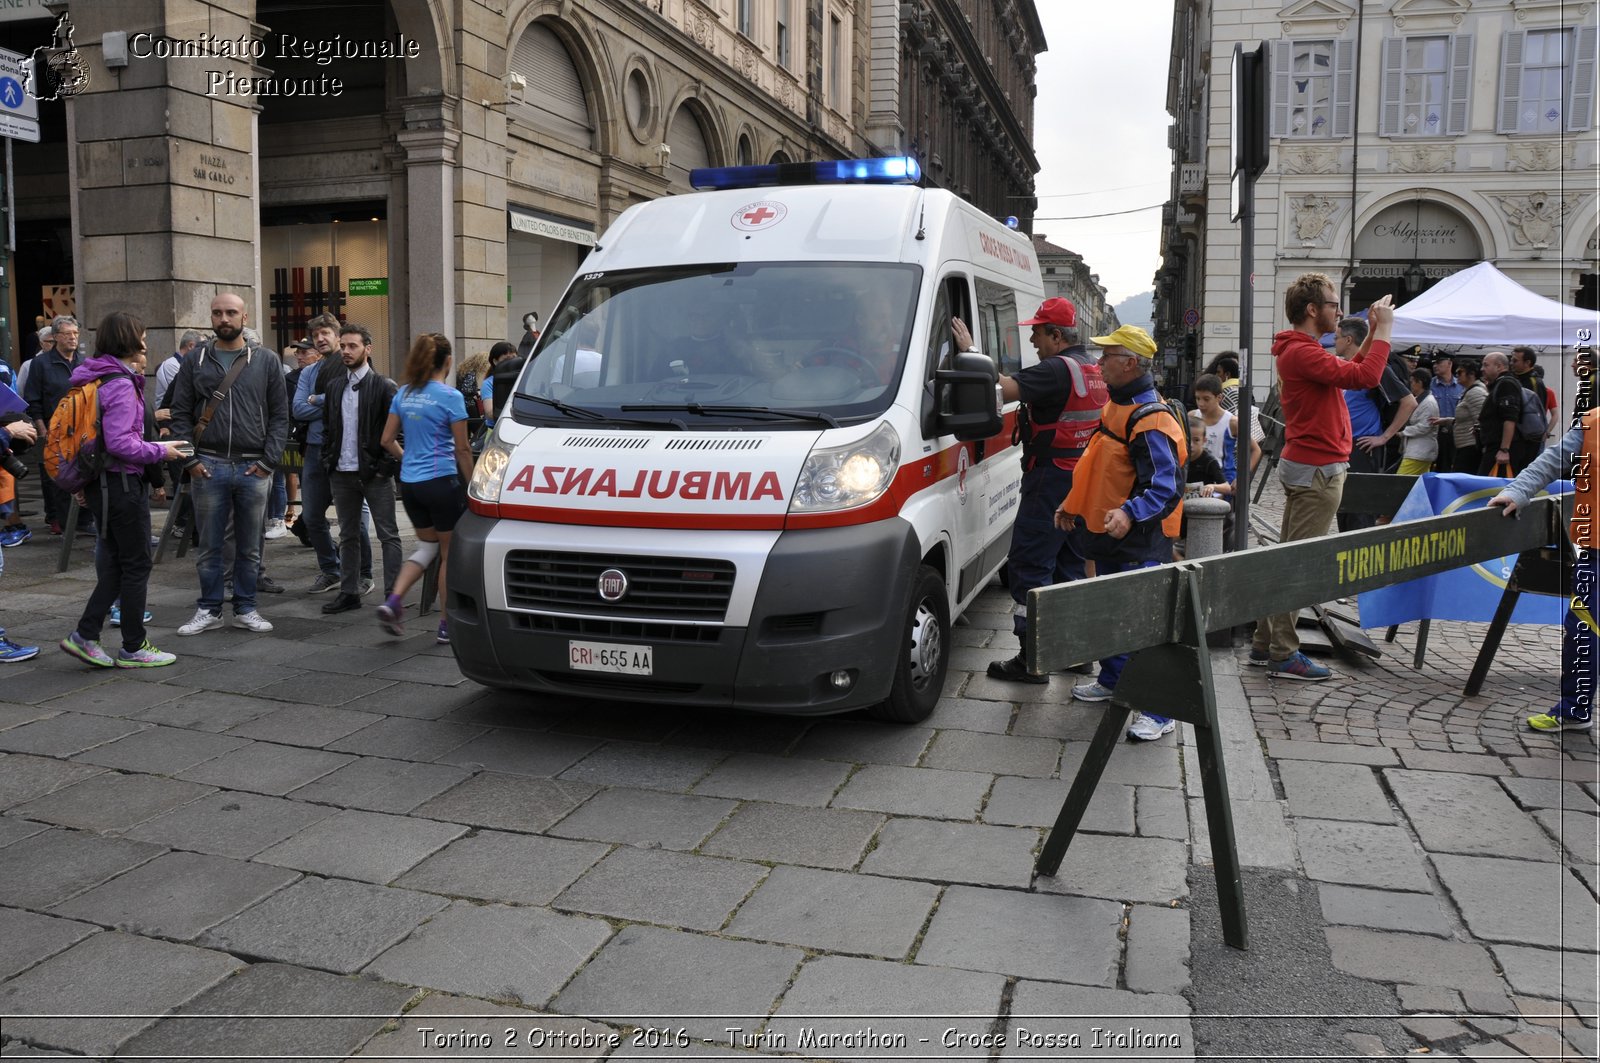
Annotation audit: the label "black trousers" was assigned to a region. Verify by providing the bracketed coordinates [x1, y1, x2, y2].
[76, 475, 152, 652]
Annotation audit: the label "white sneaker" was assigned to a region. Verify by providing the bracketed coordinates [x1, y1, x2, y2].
[233, 611, 274, 633]
[263, 519, 287, 540]
[1072, 680, 1116, 703]
[359, 578, 375, 596]
[1127, 713, 1176, 741]
[178, 609, 224, 636]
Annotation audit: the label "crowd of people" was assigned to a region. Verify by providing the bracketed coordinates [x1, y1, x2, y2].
[0, 296, 538, 667]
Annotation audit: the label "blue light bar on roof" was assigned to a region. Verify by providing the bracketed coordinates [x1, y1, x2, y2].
[689, 156, 923, 191]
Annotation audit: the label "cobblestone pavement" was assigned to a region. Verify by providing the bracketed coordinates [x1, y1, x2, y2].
[0, 475, 1593, 1061]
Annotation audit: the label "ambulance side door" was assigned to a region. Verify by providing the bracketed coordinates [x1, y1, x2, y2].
[918, 273, 988, 593]
[971, 277, 1025, 578]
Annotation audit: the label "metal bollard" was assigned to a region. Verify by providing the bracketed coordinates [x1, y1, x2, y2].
[1184, 495, 1233, 560]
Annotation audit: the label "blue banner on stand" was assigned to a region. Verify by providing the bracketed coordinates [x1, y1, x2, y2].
[1358, 472, 1569, 628]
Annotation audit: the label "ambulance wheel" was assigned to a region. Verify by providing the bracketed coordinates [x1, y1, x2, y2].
[872, 566, 949, 724]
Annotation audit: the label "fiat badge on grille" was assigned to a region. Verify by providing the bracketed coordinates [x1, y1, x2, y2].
[597, 568, 629, 601]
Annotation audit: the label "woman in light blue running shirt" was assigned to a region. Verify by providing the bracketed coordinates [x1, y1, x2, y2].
[377, 333, 473, 645]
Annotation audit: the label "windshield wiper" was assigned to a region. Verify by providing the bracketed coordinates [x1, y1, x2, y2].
[517, 393, 686, 430]
[620, 403, 840, 429]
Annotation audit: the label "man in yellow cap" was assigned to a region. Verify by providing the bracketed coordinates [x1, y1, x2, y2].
[1054, 324, 1188, 741]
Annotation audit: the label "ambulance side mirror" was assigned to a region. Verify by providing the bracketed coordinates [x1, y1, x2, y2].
[935, 351, 1002, 441]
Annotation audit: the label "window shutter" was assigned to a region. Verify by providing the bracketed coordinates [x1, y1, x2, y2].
[1270, 40, 1292, 136]
[511, 22, 594, 147]
[1332, 38, 1356, 136]
[1569, 24, 1598, 132]
[1446, 33, 1473, 134]
[1380, 37, 1405, 136]
[1498, 31, 1525, 133]
[666, 106, 712, 187]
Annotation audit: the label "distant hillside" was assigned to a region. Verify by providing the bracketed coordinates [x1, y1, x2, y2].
[1114, 290, 1154, 333]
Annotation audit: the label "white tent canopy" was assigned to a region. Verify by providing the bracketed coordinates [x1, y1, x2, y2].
[1389, 261, 1600, 348]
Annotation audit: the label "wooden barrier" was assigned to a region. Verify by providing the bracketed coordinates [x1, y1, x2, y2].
[1026, 495, 1567, 949]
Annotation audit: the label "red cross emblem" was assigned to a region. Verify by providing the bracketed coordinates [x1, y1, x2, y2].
[731, 200, 787, 231]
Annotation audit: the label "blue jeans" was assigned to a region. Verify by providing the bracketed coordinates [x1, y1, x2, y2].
[192, 457, 270, 614]
[1005, 465, 1084, 638]
[301, 445, 370, 579]
[269, 469, 287, 522]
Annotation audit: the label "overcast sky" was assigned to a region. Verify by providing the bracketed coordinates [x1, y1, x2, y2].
[1031, 0, 1176, 306]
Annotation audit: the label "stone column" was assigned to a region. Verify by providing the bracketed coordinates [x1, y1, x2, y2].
[67, 0, 262, 359]
[396, 100, 459, 343]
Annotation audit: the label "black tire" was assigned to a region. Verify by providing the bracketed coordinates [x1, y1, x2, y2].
[870, 565, 950, 723]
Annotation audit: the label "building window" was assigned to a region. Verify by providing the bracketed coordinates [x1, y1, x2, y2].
[1379, 34, 1472, 136]
[1499, 26, 1599, 134]
[828, 13, 843, 106]
[776, 2, 791, 69]
[1270, 39, 1355, 138]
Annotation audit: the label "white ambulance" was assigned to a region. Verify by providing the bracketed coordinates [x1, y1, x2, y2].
[451, 158, 1045, 722]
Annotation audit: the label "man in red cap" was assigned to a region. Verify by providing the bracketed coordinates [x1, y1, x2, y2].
[954, 297, 1107, 683]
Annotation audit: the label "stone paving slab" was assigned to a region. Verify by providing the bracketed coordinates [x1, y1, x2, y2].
[69, 725, 251, 776]
[766, 954, 1008, 1059]
[0, 712, 148, 757]
[0, 907, 98, 981]
[1432, 854, 1599, 950]
[790, 721, 936, 766]
[117, 961, 416, 1061]
[251, 672, 397, 706]
[1293, 818, 1434, 892]
[724, 865, 939, 958]
[1276, 760, 1395, 823]
[340, 681, 488, 721]
[700, 801, 883, 869]
[551, 924, 803, 1043]
[557, 741, 729, 791]
[1500, 776, 1598, 811]
[0, 817, 49, 850]
[1000, 981, 1193, 1060]
[355, 993, 620, 1060]
[1124, 904, 1190, 995]
[0, 828, 166, 910]
[436, 729, 601, 776]
[286, 755, 472, 814]
[177, 741, 356, 796]
[395, 830, 608, 905]
[922, 730, 1062, 777]
[122, 789, 337, 858]
[690, 753, 853, 806]
[0, 753, 105, 808]
[1506, 756, 1600, 783]
[915, 885, 1123, 986]
[1490, 944, 1600, 1004]
[38, 679, 193, 718]
[0, 930, 244, 1056]
[0, 702, 55, 732]
[326, 716, 490, 761]
[177, 659, 314, 696]
[1037, 833, 1189, 903]
[0, 668, 121, 707]
[50, 850, 300, 941]
[980, 776, 1134, 834]
[1324, 927, 1505, 991]
[660, 710, 809, 754]
[1532, 807, 1600, 864]
[371, 654, 475, 686]
[10, 771, 214, 833]
[554, 847, 767, 932]
[1385, 770, 1560, 860]
[412, 772, 600, 833]
[830, 763, 992, 821]
[860, 817, 1039, 889]
[130, 691, 284, 732]
[199, 874, 450, 974]
[224, 703, 386, 748]
[368, 900, 614, 1008]
[1265, 740, 1401, 766]
[924, 696, 1016, 734]
[1136, 786, 1190, 840]
[549, 787, 735, 851]
[1010, 700, 1108, 742]
[1317, 882, 1454, 937]
[1396, 749, 1511, 775]
[254, 807, 466, 884]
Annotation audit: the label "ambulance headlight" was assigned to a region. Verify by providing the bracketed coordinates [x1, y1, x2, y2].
[791, 422, 900, 513]
[469, 432, 517, 503]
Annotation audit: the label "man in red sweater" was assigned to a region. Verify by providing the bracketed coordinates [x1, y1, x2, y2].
[1250, 275, 1394, 680]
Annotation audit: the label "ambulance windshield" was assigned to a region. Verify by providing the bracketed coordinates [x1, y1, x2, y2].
[513, 261, 922, 427]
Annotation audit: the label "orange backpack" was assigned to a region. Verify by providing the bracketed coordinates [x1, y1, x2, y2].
[43, 379, 106, 492]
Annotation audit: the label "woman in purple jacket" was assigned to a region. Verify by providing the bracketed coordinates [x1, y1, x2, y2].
[59, 312, 186, 668]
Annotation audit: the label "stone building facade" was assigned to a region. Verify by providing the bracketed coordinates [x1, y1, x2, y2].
[1153, 0, 1599, 395]
[3, 0, 1043, 375]
[1032, 234, 1118, 336]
